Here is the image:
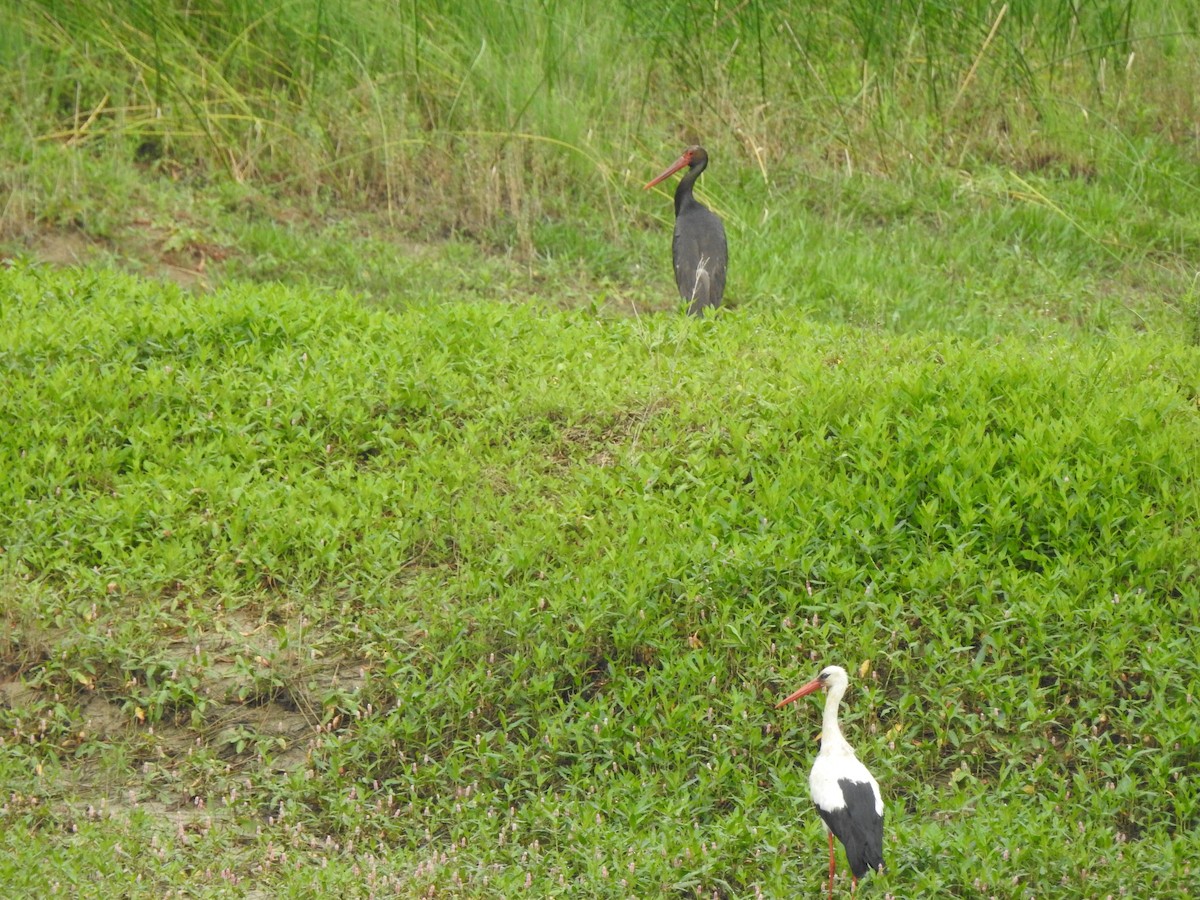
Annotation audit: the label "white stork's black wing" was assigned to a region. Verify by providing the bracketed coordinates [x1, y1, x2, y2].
[815, 778, 885, 879]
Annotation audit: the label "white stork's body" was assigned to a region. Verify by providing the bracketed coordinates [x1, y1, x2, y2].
[776, 665, 884, 898]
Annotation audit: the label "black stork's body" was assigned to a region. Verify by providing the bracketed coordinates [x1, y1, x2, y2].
[776, 665, 885, 899]
[643, 146, 727, 316]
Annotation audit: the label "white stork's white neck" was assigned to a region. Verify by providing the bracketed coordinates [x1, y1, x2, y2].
[820, 679, 854, 755]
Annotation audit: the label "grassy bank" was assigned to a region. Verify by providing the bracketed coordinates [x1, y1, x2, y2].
[1, 1, 1198, 340]
[2, 264, 1199, 896]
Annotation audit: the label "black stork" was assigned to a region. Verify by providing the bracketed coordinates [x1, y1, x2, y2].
[643, 145, 727, 316]
[776, 665, 885, 899]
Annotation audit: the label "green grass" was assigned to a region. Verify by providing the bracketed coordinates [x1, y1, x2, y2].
[2, 0, 1199, 342]
[2, 1, 1200, 896]
[2, 264, 1199, 897]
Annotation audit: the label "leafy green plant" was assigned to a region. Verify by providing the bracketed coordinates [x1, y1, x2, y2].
[2, 262, 1198, 896]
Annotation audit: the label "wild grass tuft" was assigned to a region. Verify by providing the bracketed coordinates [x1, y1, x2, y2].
[3, 1, 1198, 244]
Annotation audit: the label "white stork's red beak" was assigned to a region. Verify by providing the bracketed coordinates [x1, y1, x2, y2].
[643, 151, 694, 189]
[774, 677, 824, 709]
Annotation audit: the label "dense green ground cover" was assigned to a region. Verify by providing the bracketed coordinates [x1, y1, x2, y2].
[3, 0, 1200, 897]
[2, 265, 1199, 896]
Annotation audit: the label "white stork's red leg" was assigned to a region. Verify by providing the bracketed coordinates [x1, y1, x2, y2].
[827, 830, 835, 900]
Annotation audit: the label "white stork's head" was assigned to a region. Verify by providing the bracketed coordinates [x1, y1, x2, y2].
[775, 664, 850, 709]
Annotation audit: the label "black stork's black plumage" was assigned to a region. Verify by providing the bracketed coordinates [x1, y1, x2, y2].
[776, 665, 885, 899]
[643, 145, 727, 316]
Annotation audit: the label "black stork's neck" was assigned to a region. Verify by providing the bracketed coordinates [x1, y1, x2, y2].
[674, 156, 708, 218]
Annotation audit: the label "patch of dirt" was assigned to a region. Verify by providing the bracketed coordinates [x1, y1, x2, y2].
[7, 221, 229, 290]
[555, 403, 673, 470]
[0, 678, 41, 709]
[28, 229, 103, 268]
[120, 219, 232, 290]
[1, 606, 375, 840]
[2, 607, 370, 771]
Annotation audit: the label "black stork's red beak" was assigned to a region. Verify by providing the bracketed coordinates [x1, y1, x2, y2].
[774, 677, 825, 709]
[643, 150, 694, 189]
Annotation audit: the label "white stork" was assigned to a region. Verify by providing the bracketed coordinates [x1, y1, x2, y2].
[776, 665, 885, 898]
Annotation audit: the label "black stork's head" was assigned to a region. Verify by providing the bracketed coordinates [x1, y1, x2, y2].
[642, 145, 709, 190]
[774, 665, 850, 709]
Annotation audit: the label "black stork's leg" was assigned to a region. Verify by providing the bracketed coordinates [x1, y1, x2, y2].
[827, 831, 836, 900]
